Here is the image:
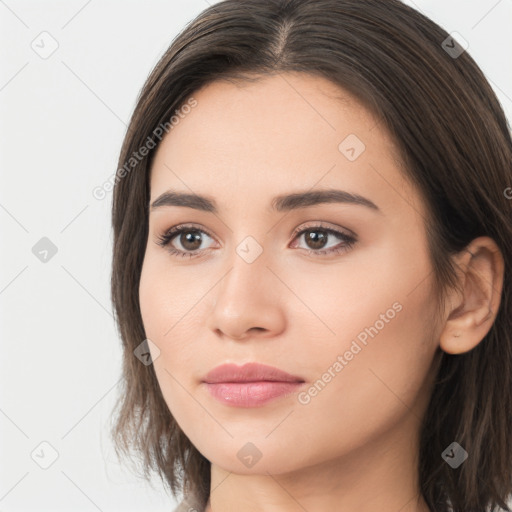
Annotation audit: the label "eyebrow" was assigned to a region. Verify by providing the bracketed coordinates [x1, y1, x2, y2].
[150, 189, 381, 214]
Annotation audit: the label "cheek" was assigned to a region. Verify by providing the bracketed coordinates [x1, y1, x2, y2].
[269, 275, 438, 469]
[283, 234, 434, 361]
[286, 238, 438, 420]
[139, 251, 204, 340]
[138, 253, 214, 417]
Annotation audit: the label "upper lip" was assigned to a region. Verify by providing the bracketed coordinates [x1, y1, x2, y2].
[203, 362, 305, 384]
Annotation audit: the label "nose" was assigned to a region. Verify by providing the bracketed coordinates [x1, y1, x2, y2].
[206, 248, 286, 341]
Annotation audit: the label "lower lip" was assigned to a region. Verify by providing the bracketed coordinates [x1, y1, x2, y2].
[203, 381, 304, 407]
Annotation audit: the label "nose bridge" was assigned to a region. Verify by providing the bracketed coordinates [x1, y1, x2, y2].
[217, 233, 271, 304]
[207, 231, 285, 339]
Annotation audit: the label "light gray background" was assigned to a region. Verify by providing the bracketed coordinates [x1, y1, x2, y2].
[1, 1, 511, 510]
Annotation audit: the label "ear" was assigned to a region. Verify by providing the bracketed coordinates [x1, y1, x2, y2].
[439, 236, 505, 355]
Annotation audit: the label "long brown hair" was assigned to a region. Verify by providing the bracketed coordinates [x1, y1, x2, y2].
[109, 1, 512, 510]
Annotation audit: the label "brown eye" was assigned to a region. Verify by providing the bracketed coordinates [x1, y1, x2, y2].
[156, 224, 216, 258]
[302, 229, 329, 250]
[177, 230, 204, 251]
[291, 224, 357, 257]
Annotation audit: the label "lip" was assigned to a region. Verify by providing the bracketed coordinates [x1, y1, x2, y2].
[203, 362, 305, 384]
[202, 362, 305, 408]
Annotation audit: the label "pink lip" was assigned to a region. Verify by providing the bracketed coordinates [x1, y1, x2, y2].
[202, 363, 305, 408]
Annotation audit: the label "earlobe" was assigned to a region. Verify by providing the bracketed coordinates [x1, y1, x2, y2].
[439, 237, 505, 355]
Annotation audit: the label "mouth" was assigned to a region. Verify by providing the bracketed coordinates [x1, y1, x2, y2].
[202, 362, 305, 407]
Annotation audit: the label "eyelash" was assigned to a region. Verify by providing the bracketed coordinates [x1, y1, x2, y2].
[155, 222, 357, 259]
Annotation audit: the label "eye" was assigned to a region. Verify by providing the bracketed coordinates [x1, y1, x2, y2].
[155, 222, 357, 259]
[290, 222, 357, 257]
[155, 223, 216, 259]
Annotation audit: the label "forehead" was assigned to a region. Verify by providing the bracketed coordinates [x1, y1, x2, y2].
[149, 72, 423, 219]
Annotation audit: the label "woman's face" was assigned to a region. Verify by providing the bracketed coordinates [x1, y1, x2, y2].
[139, 72, 442, 475]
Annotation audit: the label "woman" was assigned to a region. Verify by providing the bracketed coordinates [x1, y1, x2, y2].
[109, 1, 512, 511]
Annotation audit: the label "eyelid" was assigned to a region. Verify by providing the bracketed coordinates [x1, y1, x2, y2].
[290, 220, 356, 239]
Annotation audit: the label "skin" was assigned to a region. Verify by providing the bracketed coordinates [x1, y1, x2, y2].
[138, 72, 504, 512]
